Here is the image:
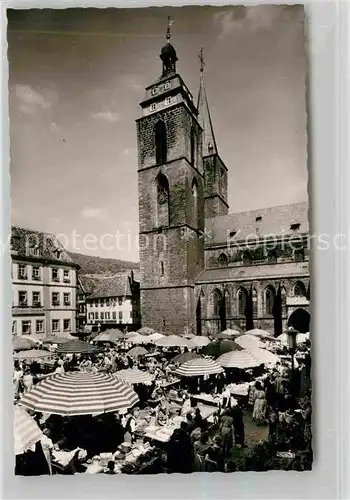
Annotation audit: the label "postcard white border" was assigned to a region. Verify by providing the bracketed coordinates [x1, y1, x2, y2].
[1, 1, 349, 499]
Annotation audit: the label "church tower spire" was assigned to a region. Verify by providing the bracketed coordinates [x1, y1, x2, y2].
[197, 49, 229, 218]
[197, 49, 217, 157]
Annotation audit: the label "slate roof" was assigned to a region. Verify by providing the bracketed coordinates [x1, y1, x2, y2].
[196, 261, 309, 284]
[205, 202, 309, 246]
[11, 226, 78, 267]
[80, 272, 138, 299]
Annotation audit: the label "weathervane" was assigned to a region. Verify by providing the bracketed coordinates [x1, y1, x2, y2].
[166, 16, 174, 41]
[198, 48, 206, 73]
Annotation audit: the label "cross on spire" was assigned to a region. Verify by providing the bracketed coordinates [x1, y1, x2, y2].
[166, 16, 173, 41]
[198, 48, 206, 73]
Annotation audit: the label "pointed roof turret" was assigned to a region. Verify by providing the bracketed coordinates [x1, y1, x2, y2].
[197, 49, 217, 157]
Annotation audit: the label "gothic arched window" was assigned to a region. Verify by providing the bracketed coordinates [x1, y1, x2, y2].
[218, 253, 228, 267]
[293, 281, 306, 297]
[237, 287, 248, 316]
[265, 285, 276, 315]
[213, 289, 222, 317]
[154, 120, 167, 164]
[155, 173, 170, 227]
[242, 250, 252, 266]
[190, 126, 196, 167]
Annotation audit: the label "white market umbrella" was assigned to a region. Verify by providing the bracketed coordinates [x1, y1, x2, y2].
[245, 328, 273, 339]
[277, 333, 309, 347]
[155, 335, 192, 349]
[217, 350, 261, 369]
[248, 347, 280, 366]
[147, 332, 164, 342]
[189, 337, 210, 348]
[235, 334, 264, 349]
[129, 334, 151, 345]
[19, 372, 139, 416]
[14, 405, 44, 456]
[137, 327, 156, 336]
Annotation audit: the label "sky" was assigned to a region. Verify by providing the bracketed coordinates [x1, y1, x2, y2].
[8, 6, 308, 262]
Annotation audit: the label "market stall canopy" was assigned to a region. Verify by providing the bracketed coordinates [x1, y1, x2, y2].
[245, 328, 273, 339]
[93, 329, 125, 343]
[127, 346, 148, 358]
[114, 369, 155, 385]
[175, 358, 224, 377]
[217, 350, 261, 369]
[155, 335, 192, 348]
[14, 405, 44, 456]
[171, 352, 201, 364]
[235, 334, 264, 349]
[217, 329, 241, 339]
[13, 337, 37, 351]
[137, 327, 156, 336]
[19, 372, 139, 416]
[201, 340, 242, 358]
[182, 332, 195, 339]
[248, 347, 280, 366]
[56, 339, 99, 355]
[129, 334, 151, 345]
[189, 336, 210, 348]
[42, 335, 75, 344]
[13, 349, 53, 360]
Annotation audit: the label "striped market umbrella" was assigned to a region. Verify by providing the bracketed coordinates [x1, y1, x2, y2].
[13, 349, 53, 360]
[155, 335, 192, 348]
[217, 350, 261, 369]
[137, 327, 156, 336]
[235, 334, 264, 349]
[13, 337, 37, 351]
[171, 352, 201, 364]
[127, 346, 148, 358]
[246, 328, 273, 339]
[189, 336, 210, 348]
[175, 358, 224, 377]
[19, 372, 139, 416]
[114, 369, 155, 385]
[56, 339, 98, 355]
[14, 405, 44, 455]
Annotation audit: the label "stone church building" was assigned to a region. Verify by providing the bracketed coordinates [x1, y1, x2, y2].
[136, 36, 310, 337]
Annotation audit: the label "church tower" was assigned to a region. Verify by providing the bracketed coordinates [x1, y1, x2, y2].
[136, 21, 205, 334]
[197, 50, 229, 218]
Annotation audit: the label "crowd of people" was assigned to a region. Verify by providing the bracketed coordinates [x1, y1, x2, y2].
[13, 334, 312, 475]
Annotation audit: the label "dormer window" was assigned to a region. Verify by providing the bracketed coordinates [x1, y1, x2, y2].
[208, 142, 214, 154]
[164, 81, 170, 90]
[151, 87, 157, 95]
[290, 223, 301, 231]
[256, 216, 262, 223]
[150, 103, 157, 112]
[55, 249, 62, 259]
